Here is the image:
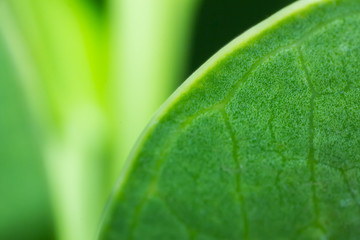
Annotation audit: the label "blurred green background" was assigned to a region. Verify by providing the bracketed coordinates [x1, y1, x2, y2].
[0, 0, 293, 239]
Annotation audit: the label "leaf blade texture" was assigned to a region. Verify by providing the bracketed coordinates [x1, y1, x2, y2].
[99, 0, 360, 239]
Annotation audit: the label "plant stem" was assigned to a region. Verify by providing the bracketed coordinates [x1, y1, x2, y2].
[109, 0, 201, 182]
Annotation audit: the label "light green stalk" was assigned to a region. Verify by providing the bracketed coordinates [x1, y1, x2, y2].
[109, 0, 201, 182]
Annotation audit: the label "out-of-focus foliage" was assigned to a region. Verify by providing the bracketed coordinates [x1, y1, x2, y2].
[0, 37, 54, 239]
[0, 1, 111, 239]
[0, 0, 198, 239]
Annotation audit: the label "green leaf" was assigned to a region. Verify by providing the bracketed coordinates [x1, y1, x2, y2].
[99, 0, 360, 239]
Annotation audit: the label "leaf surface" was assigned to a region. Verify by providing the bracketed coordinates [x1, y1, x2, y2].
[99, 0, 360, 239]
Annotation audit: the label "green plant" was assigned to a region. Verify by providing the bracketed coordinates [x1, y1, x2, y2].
[99, 0, 360, 239]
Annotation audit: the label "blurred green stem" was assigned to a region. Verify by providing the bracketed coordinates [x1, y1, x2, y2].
[109, 0, 201, 182]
